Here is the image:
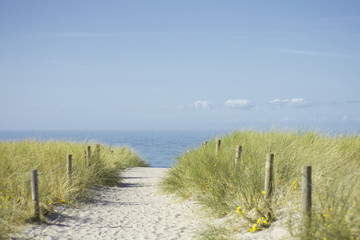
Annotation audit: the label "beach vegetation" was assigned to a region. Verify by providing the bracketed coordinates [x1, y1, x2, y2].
[161, 130, 360, 239]
[0, 140, 147, 238]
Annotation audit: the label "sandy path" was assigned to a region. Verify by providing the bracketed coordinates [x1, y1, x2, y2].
[13, 168, 206, 240]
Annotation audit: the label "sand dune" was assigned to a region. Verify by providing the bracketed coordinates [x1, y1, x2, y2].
[13, 168, 207, 240]
[12, 167, 291, 240]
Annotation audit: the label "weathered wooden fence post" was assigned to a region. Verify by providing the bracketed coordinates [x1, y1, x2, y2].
[264, 153, 274, 200]
[302, 165, 312, 232]
[31, 169, 40, 221]
[215, 139, 221, 156]
[67, 154, 72, 184]
[87, 145, 91, 166]
[235, 145, 242, 167]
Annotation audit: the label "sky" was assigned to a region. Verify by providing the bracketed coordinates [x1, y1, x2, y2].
[0, 0, 359, 131]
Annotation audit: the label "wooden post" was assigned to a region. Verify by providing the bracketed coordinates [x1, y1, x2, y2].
[264, 153, 274, 200]
[31, 169, 40, 221]
[302, 165, 312, 230]
[67, 154, 72, 184]
[215, 139, 221, 156]
[87, 145, 91, 166]
[234, 145, 242, 167]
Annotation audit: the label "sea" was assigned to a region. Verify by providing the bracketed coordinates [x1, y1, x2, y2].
[0, 130, 228, 168]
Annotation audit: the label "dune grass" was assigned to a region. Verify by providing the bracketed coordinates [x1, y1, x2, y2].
[161, 130, 360, 239]
[0, 140, 147, 238]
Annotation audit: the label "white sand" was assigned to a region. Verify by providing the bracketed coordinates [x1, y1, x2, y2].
[12, 167, 292, 240]
[12, 168, 207, 240]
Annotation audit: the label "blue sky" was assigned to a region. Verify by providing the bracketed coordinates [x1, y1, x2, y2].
[1, 0, 359, 131]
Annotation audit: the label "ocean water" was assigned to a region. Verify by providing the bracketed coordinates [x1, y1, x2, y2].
[0, 130, 226, 168]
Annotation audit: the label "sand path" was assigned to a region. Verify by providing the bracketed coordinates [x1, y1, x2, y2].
[13, 168, 206, 240]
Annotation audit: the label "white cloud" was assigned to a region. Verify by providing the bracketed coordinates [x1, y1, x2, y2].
[190, 100, 214, 110]
[268, 98, 288, 104]
[268, 98, 313, 108]
[290, 98, 312, 107]
[224, 99, 254, 109]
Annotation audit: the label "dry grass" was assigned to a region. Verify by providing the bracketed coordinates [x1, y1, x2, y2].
[0, 140, 147, 238]
[161, 130, 360, 239]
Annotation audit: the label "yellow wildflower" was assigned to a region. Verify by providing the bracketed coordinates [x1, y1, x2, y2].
[236, 206, 245, 215]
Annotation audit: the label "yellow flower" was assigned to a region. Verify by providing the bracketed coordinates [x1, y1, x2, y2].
[251, 198, 255, 202]
[263, 220, 268, 225]
[261, 191, 265, 194]
[236, 206, 245, 215]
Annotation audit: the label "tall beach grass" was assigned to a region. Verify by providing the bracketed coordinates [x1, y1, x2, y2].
[0, 140, 147, 238]
[161, 130, 360, 239]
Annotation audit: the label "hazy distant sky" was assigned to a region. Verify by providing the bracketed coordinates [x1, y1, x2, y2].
[1, 0, 359, 131]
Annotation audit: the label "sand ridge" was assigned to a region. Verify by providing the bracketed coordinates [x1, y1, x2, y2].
[13, 167, 206, 240]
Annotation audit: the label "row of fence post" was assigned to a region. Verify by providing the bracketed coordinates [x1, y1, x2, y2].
[202, 139, 313, 233]
[30, 145, 96, 221]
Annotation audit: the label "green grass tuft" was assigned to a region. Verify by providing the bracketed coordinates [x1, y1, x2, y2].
[0, 140, 147, 238]
[161, 130, 360, 239]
